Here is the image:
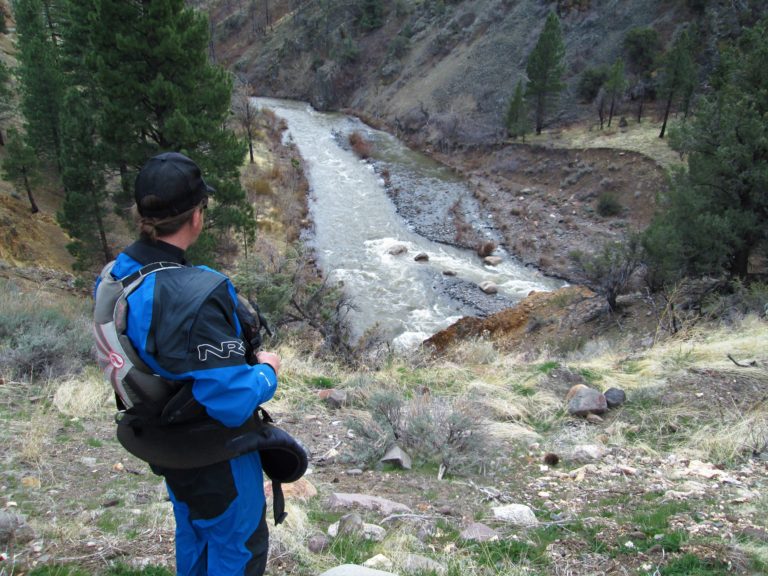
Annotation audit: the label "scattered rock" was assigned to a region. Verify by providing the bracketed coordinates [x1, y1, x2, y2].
[0, 511, 35, 546]
[492, 503, 538, 526]
[264, 477, 318, 501]
[483, 256, 502, 266]
[318, 389, 347, 408]
[459, 522, 500, 542]
[567, 387, 607, 416]
[308, 533, 331, 553]
[337, 512, 364, 536]
[328, 518, 387, 542]
[319, 565, 396, 576]
[585, 413, 604, 424]
[570, 444, 607, 463]
[387, 244, 408, 256]
[442, 270, 457, 276]
[380, 445, 412, 470]
[328, 493, 412, 515]
[414, 252, 429, 262]
[479, 281, 498, 294]
[363, 554, 394, 569]
[402, 553, 446, 575]
[604, 387, 627, 408]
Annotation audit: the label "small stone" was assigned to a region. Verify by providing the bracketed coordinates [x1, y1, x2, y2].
[318, 389, 347, 408]
[308, 533, 331, 553]
[112, 462, 125, 472]
[364, 554, 393, 569]
[380, 445, 412, 470]
[483, 256, 502, 266]
[586, 413, 604, 424]
[460, 522, 500, 542]
[442, 270, 457, 276]
[479, 281, 498, 294]
[414, 253, 429, 262]
[345, 469, 363, 476]
[567, 387, 607, 416]
[337, 512, 364, 537]
[604, 387, 627, 408]
[402, 553, 446, 575]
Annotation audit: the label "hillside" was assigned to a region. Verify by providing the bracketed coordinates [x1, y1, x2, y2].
[205, 0, 766, 149]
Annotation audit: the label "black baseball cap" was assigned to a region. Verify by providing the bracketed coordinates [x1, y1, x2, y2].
[134, 152, 214, 218]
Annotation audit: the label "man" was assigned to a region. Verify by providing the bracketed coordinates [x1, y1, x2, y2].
[100, 152, 280, 575]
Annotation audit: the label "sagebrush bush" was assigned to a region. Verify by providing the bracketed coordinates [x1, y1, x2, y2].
[0, 281, 94, 380]
[596, 192, 622, 217]
[348, 131, 372, 158]
[346, 388, 495, 475]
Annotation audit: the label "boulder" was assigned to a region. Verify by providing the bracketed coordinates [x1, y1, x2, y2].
[318, 389, 347, 408]
[483, 256, 503, 266]
[567, 387, 607, 416]
[479, 281, 498, 295]
[403, 554, 446, 575]
[414, 252, 429, 262]
[492, 503, 538, 526]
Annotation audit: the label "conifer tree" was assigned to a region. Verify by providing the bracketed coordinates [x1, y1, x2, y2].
[0, 60, 12, 146]
[525, 11, 565, 135]
[57, 90, 112, 270]
[604, 59, 627, 127]
[505, 80, 528, 141]
[12, 0, 64, 167]
[658, 28, 696, 138]
[643, 18, 768, 281]
[83, 0, 251, 249]
[623, 27, 660, 123]
[2, 128, 40, 213]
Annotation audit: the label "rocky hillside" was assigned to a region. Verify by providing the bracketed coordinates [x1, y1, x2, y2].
[204, 0, 766, 149]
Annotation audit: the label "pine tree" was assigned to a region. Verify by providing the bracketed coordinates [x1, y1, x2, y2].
[0, 60, 13, 146]
[658, 28, 696, 138]
[82, 0, 251, 249]
[12, 0, 65, 167]
[505, 80, 528, 141]
[57, 90, 112, 270]
[604, 59, 627, 128]
[623, 27, 660, 123]
[525, 12, 565, 135]
[2, 128, 40, 213]
[643, 18, 768, 281]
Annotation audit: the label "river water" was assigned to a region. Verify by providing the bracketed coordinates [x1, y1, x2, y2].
[254, 98, 561, 349]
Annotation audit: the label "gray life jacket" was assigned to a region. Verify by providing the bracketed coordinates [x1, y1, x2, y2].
[93, 260, 185, 416]
[93, 260, 308, 524]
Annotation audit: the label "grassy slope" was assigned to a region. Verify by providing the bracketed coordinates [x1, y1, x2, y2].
[1, 277, 767, 574]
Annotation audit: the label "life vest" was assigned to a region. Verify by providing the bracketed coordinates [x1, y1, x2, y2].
[93, 260, 307, 524]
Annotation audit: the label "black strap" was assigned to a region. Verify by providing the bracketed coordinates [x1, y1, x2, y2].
[120, 261, 183, 288]
[272, 481, 288, 525]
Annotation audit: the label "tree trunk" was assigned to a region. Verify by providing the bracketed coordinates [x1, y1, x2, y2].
[730, 248, 750, 279]
[22, 170, 40, 214]
[248, 138, 254, 163]
[659, 92, 674, 138]
[636, 97, 644, 123]
[608, 95, 616, 127]
[0, 129, 4, 146]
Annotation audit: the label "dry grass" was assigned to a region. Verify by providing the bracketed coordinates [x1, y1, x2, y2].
[529, 117, 683, 169]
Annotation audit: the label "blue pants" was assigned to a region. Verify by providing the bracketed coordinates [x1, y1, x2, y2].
[161, 453, 268, 575]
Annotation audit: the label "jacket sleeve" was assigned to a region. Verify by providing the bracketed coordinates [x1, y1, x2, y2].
[181, 280, 277, 427]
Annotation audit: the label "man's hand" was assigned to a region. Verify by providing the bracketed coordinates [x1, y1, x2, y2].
[255, 351, 281, 375]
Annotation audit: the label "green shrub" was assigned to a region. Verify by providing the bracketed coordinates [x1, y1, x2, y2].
[346, 388, 494, 475]
[0, 281, 94, 380]
[577, 65, 610, 102]
[596, 192, 622, 217]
